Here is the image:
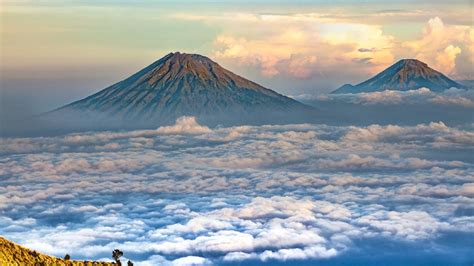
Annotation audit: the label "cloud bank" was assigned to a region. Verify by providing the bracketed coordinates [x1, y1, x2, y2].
[295, 87, 474, 108]
[0, 117, 473, 264]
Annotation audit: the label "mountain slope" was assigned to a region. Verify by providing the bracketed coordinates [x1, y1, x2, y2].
[457, 80, 474, 89]
[0, 236, 114, 265]
[53, 52, 308, 125]
[332, 59, 463, 93]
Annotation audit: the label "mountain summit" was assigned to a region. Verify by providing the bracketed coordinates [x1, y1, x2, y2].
[53, 52, 308, 126]
[332, 59, 463, 93]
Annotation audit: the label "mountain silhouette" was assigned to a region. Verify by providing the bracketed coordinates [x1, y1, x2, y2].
[332, 59, 464, 93]
[51, 52, 309, 125]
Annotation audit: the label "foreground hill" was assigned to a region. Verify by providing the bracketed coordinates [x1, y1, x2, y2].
[0, 237, 114, 266]
[332, 59, 464, 93]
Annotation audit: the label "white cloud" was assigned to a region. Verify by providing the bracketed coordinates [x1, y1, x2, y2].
[172, 256, 211, 266]
[357, 211, 446, 240]
[0, 121, 473, 264]
[343, 121, 474, 147]
[429, 94, 474, 107]
[259, 245, 337, 261]
[403, 17, 473, 78]
[156, 116, 212, 135]
[323, 88, 474, 107]
[212, 15, 395, 79]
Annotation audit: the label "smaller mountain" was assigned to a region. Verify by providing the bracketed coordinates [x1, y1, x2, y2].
[0, 236, 114, 265]
[332, 59, 464, 93]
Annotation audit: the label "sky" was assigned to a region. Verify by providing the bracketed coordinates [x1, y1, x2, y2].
[1, 0, 473, 119]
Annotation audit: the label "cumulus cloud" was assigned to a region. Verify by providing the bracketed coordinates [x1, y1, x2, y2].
[343, 121, 474, 147]
[212, 15, 394, 79]
[403, 17, 473, 78]
[298, 88, 474, 108]
[356, 211, 445, 240]
[172, 256, 211, 266]
[156, 116, 212, 135]
[356, 88, 432, 104]
[259, 245, 337, 261]
[428, 88, 474, 107]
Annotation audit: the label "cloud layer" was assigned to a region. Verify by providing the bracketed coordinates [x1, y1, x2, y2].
[1, 117, 473, 264]
[295, 87, 474, 108]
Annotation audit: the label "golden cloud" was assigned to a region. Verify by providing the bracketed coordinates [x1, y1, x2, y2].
[171, 11, 474, 82]
[403, 17, 473, 78]
[211, 14, 396, 79]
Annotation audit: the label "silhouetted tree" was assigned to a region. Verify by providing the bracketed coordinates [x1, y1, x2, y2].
[64, 254, 70, 260]
[112, 249, 123, 265]
[127, 260, 134, 266]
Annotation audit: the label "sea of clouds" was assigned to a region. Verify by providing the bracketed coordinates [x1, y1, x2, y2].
[1, 116, 474, 265]
[295, 88, 474, 107]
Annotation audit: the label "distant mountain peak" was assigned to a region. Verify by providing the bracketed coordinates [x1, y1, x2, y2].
[140, 52, 221, 86]
[162, 52, 217, 67]
[52, 52, 309, 126]
[169, 51, 214, 60]
[332, 58, 463, 93]
[396, 58, 427, 65]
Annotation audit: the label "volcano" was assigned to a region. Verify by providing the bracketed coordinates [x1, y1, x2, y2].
[332, 59, 464, 93]
[51, 52, 308, 126]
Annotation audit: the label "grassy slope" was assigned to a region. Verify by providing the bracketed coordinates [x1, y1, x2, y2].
[0, 237, 115, 266]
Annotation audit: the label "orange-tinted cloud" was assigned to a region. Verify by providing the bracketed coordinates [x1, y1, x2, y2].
[212, 14, 396, 80]
[402, 17, 472, 78]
